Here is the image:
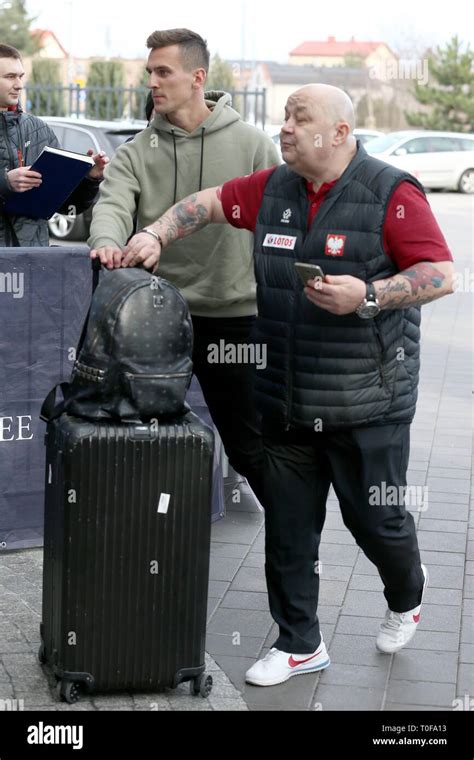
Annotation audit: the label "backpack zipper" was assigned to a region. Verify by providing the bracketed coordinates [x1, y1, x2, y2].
[125, 372, 190, 380]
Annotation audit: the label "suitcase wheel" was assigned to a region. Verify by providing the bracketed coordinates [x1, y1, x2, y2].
[38, 643, 47, 665]
[56, 679, 82, 704]
[190, 673, 213, 698]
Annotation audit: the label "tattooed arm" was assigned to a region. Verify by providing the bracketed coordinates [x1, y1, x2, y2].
[306, 260, 455, 315]
[374, 261, 455, 309]
[120, 187, 227, 271]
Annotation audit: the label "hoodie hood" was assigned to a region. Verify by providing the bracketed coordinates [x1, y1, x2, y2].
[150, 90, 240, 138]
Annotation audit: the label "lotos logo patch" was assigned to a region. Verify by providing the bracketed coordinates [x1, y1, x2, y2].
[325, 234, 346, 257]
[263, 233, 297, 250]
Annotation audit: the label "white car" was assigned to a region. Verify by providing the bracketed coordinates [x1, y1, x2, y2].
[353, 128, 385, 145]
[365, 130, 474, 193]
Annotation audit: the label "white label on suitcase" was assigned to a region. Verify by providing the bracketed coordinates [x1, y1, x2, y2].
[157, 493, 171, 515]
[48, 464, 52, 484]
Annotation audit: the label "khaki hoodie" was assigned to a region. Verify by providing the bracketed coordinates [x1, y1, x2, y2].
[89, 91, 280, 317]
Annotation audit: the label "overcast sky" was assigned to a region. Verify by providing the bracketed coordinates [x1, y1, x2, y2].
[26, 0, 473, 62]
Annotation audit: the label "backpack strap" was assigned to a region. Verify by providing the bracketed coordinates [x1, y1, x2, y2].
[76, 257, 101, 354]
[40, 382, 70, 423]
[40, 258, 101, 423]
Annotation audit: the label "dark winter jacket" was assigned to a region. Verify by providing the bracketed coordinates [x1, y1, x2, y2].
[252, 145, 424, 431]
[0, 106, 101, 246]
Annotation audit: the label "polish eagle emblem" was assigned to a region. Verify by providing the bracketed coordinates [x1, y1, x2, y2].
[325, 234, 346, 257]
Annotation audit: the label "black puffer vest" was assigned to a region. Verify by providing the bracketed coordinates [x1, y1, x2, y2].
[252, 143, 424, 431]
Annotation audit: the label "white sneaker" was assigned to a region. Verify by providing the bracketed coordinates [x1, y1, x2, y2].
[245, 638, 330, 687]
[376, 564, 429, 654]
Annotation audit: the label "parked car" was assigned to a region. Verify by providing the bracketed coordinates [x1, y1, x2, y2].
[365, 130, 474, 193]
[353, 128, 385, 144]
[44, 117, 147, 240]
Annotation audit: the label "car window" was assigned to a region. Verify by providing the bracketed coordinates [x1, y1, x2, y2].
[46, 124, 64, 144]
[427, 137, 462, 152]
[397, 138, 431, 155]
[62, 127, 99, 155]
[459, 138, 474, 151]
[104, 129, 143, 150]
[365, 133, 406, 154]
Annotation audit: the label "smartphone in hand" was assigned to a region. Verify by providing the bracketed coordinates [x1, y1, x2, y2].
[294, 262, 325, 286]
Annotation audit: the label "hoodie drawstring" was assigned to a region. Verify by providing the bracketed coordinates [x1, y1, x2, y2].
[171, 127, 206, 204]
[198, 127, 205, 191]
[171, 129, 178, 205]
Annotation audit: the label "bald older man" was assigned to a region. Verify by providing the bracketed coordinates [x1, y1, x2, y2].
[95, 84, 455, 687]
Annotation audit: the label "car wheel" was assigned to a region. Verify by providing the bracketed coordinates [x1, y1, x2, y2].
[458, 169, 474, 194]
[48, 212, 87, 241]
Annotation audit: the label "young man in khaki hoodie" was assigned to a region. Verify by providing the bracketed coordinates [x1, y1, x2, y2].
[90, 29, 279, 502]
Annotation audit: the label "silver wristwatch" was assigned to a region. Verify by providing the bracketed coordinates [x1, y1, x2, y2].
[356, 282, 381, 319]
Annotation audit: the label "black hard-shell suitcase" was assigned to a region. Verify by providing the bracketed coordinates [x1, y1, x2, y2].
[39, 411, 214, 703]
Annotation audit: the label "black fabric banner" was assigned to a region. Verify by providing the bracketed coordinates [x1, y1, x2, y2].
[0, 246, 92, 550]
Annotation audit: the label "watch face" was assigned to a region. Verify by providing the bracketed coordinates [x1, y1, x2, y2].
[357, 301, 380, 319]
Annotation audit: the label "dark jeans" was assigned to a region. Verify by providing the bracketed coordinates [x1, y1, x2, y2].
[191, 315, 264, 504]
[262, 421, 425, 654]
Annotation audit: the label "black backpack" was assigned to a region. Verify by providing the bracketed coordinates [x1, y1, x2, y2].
[41, 265, 193, 422]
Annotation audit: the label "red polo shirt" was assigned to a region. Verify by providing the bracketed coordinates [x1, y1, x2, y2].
[220, 168, 453, 270]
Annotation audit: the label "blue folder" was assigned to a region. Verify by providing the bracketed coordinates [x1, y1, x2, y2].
[4, 146, 94, 220]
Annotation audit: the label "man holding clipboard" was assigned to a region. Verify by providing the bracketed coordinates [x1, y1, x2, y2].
[0, 43, 109, 247]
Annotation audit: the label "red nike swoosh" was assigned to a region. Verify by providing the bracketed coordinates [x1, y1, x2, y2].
[413, 613, 421, 623]
[288, 649, 322, 668]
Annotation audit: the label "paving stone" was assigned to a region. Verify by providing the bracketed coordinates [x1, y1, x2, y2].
[390, 650, 457, 683]
[318, 663, 387, 688]
[418, 519, 467, 534]
[244, 672, 317, 709]
[205, 633, 263, 658]
[242, 553, 265, 569]
[419, 604, 462, 633]
[424, 587, 463, 606]
[417, 531, 466, 553]
[348, 574, 384, 592]
[229, 567, 267, 593]
[319, 544, 359, 566]
[459, 644, 474, 663]
[403, 631, 460, 652]
[336, 615, 383, 638]
[456, 663, 474, 695]
[339, 590, 386, 618]
[208, 580, 230, 599]
[209, 556, 242, 582]
[386, 680, 455, 707]
[318, 580, 348, 606]
[207, 609, 273, 639]
[327, 634, 392, 668]
[210, 542, 249, 559]
[314, 684, 384, 710]
[219, 591, 269, 612]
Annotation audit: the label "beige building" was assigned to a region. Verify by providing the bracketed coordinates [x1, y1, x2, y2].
[289, 36, 398, 79]
[24, 29, 146, 88]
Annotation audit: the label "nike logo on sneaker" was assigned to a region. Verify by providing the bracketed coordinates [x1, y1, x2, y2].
[288, 649, 322, 668]
[413, 613, 421, 623]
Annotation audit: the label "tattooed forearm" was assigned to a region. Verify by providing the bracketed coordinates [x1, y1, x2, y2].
[374, 262, 454, 310]
[154, 193, 212, 246]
